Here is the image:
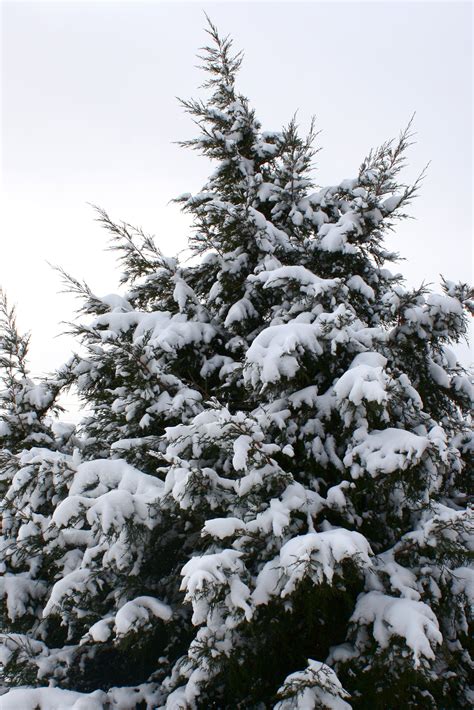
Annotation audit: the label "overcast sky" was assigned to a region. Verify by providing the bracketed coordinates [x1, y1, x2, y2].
[1, 0, 472, 405]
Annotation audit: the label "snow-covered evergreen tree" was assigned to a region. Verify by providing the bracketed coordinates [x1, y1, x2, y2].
[1, 19, 472, 710]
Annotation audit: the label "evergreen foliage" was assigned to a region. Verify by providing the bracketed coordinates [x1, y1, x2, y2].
[0, 19, 472, 710]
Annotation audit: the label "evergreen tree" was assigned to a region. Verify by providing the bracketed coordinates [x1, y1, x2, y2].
[0, 20, 472, 709]
[0, 291, 60, 460]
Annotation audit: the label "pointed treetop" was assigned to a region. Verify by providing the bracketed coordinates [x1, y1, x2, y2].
[0, 290, 30, 380]
[199, 14, 244, 105]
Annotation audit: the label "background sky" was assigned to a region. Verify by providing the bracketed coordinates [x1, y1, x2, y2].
[1, 0, 472, 419]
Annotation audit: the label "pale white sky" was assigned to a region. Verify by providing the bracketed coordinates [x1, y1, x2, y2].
[1, 0, 472, 406]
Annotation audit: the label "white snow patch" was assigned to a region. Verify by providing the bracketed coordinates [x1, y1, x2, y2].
[254, 529, 372, 605]
[115, 596, 172, 635]
[245, 322, 323, 385]
[344, 428, 429, 478]
[275, 659, 351, 710]
[351, 591, 442, 666]
[202, 517, 246, 539]
[0, 688, 106, 710]
[347, 275, 375, 300]
[252, 266, 338, 297]
[335, 360, 388, 407]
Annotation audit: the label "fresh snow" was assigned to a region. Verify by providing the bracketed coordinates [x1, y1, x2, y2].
[114, 596, 172, 635]
[0, 687, 106, 710]
[245, 322, 323, 385]
[253, 529, 372, 605]
[1, 21, 471, 709]
[275, 659, 351, 710]
[351, 591, 443, 666]
[344, 427, 429, 478]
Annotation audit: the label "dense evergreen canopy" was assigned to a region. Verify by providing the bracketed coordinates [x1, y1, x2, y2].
[0, 20, 472, 710]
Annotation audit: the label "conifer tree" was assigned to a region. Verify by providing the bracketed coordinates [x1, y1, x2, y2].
[0, 19, 472, 710]
[0, 291, 60, 459]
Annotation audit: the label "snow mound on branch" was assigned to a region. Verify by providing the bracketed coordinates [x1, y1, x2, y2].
[346, 274, 375, 300]
[0, 687, 106, 710]
[172, 277, 197, 311]
[114, 596, 172, 635]
[248, 207, 292, 252]
[381, 193, 404, 213]
[0, 684, 162, 710]
[450, 567, 474, 602]
[0, 574, 47, 622]
[275, 659, 351, 710]
[180, 550, 252, 626]
[335, 353, 388, 407]
[62, 596, 172, 654]
[244, 322, 323, 385]
[203, 517, 246, 539]
[50, 459, 164, 575]
[253, 529, 372, 605]
[251, 265, 339, 296]
[428, 359, 450, 387]
[405, 505, 474, 553]
[87, 617, 114, 643]
[54, 459, 163, 533]
[224, 297, 258, 327]
[242, 484, 322, 539]
[344, 427, 429, 478]
[232, 434, 253, 470]
[22, 382, 55, 409]
[69, 459, 163, 499]
[100, 293, 133, 312]
[43, 569, 97, 618]
[349, 352, 387, 369]
[318, 212, 360, 254]
[91, 309, 216, 354]
[351, 591, 443, 666]
[134, 313, 215, 353]
[200, 482, 321, 544]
